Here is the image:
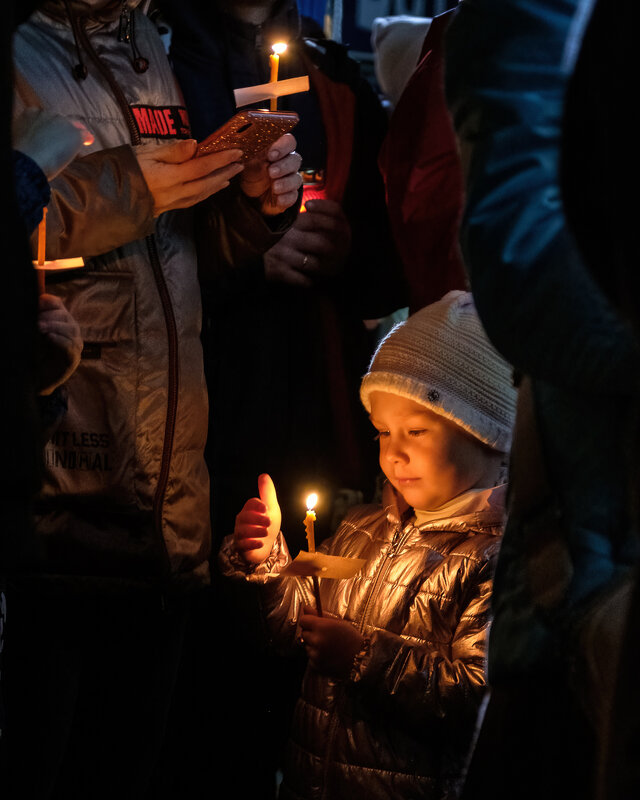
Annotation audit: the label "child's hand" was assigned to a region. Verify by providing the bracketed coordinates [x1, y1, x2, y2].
[299, 606, 365, 678]
[233, 473, 282, 565]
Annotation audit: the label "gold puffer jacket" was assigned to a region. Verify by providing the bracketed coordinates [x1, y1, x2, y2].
[220, 482, 505, 799]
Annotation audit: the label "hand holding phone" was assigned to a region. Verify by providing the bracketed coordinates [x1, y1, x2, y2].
[195, 109, 299, 162]
[136, 139, 244, 216]
[240, 131, 302, 215]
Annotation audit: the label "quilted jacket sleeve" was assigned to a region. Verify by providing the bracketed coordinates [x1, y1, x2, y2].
[351, 556, 494, 732]
[36, 142, 296, 276]
[218, 531, 316, 653]
[32, 145, 155, 259]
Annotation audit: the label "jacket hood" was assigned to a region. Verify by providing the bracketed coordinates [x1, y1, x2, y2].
[33, 1, 151, 78]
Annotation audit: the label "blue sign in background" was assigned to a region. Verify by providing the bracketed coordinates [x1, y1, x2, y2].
[298, 0, 329, 27]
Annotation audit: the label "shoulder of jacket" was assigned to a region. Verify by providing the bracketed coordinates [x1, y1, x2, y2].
[457, 528, 502, 561]
[134, 9, 174, 53]
[418, 523, 502, 566]
[334, 503, 389, 537]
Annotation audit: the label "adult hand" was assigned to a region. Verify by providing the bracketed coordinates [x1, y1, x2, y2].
[263, 199, 351, 287]
[239, 133, 302, 216]
[299, 606, 365, 678]
[13, 108, 94, 181]
[135, 139, 244, 216]
[37, 293, 83, 395]
[233, 473, 282, 565]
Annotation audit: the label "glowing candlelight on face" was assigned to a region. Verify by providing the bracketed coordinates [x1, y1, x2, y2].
[269, 42, 287, 110]
[304, 492, 318, 553]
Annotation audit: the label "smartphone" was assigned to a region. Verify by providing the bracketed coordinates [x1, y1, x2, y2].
[195, 109, 299, 162]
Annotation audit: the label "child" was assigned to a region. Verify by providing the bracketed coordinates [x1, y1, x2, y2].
[220, 290, 517, 799]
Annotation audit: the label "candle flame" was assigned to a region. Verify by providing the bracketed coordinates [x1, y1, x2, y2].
[272, 41, 288, 55]
[306, 493, 318, 511]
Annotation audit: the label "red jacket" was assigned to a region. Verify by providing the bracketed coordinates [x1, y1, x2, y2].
[378, 10, 467, 314]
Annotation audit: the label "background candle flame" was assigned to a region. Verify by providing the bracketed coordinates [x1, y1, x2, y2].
[306, 493, 318, 511]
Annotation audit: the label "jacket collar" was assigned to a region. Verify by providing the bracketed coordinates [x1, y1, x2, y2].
[382, 481, 412, 527]
[382, 480, 506, 535]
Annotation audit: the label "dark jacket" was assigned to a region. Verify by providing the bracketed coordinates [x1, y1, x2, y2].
[378, 10, 468, 314]
[445, 0, 639, 682]
[162, 0, 404, 545]
[12, 150, 50, 233]
[163, 0, 403, 318]
[445, 1, 639, 796]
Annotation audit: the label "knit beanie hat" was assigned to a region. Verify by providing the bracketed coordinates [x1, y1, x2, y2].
[360, 291, 517, 452]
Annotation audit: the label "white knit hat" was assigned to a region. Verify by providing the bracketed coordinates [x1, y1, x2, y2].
[360, 291, 517, 452]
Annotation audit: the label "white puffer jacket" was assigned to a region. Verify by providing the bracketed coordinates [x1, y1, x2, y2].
[14, 1, 283, 586]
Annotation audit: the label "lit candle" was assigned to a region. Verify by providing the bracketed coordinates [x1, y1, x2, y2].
[269, 42, 288, 111]
[304, 492, 318, 552]
[303, 492, 323, 616]
[36, 207, 48, 294]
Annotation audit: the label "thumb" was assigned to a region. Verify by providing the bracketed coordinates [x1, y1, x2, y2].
[258, 473, 279, 512]
[149, 138, 198, 164]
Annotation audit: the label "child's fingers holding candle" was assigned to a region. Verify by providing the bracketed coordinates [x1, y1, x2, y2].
[299, 614, 365, 677]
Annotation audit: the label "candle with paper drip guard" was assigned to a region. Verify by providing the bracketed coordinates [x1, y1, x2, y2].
[33, 207, 84, 293]
[281, 492, 367, 600]
[304, 493, 323, 616]
[269, 42, 288, 110]
[36, 208, 48, 294]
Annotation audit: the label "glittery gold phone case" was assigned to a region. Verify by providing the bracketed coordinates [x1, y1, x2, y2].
[195, 110, 299, 161]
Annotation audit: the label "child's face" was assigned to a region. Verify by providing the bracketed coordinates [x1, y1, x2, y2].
[369, 391, 498, 511]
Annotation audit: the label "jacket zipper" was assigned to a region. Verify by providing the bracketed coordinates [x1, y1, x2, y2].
[76, 17, 176, 576]
[358, 522, 412, 634]
[320, 521, 413, 798]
